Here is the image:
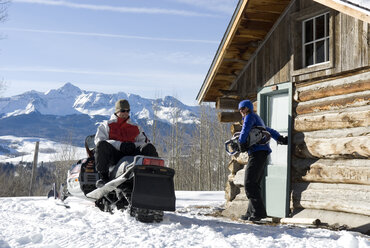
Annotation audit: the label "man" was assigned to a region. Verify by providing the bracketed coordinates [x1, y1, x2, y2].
[94, 99, 158, 188]
[238, 99, 288, 221]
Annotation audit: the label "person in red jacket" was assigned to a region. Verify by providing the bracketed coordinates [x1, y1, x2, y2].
[94, 99, 158, 188]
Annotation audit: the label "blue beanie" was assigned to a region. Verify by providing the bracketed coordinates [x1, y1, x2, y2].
[238, 100, 254, 112]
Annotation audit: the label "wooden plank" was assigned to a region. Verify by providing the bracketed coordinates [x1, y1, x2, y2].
[291, 158, 370, 185]
[291, 182, 370, 216]
[218, 111, 242, 123]
[216, 98, 240, 110]
[293, 127, 370, 159]
[294, 105, 370, 131]
[296, 90, 370, 115]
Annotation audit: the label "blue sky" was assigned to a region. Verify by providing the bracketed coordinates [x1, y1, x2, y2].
[0, 0, 238, 105]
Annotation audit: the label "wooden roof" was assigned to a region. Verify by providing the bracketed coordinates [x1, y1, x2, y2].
[196, 0, 370, 104]
[196, 0, 291, 104]
[313, 0, 370, 23]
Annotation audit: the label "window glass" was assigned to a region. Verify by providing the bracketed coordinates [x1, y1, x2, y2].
[316, 40, 325, 63]
[305, 19, 313, 42]
[316, 15, 325, 39]
[305, 43, 314, 66]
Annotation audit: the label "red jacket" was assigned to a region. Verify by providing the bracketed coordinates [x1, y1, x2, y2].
[95, 114, 147, 150]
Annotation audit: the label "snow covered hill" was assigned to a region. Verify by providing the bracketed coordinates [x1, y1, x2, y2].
[0, 191, 368, 248]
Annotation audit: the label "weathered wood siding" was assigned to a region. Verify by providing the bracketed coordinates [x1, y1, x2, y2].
[233, 0, 370, 96]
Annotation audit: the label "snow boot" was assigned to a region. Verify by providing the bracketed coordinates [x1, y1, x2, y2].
[96, 172, 109, 188]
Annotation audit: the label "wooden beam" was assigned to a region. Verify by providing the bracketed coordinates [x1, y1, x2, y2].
[218, 90, 242, 98]
[313, 0, 370, 23]
[236, 29, 267, 39]
[294, 106, 370, 132]
[293, 127, 370, 159]
[295, 77, 370, 102]
[216, 97, 240, 110]
[214, 74, 237, 82]
[218, 111, 242, 123]
[292, 158, 370, 185]
[223, 58, 248, 64]
[296, 90, 370, 115]
[292, 182, 370, 216]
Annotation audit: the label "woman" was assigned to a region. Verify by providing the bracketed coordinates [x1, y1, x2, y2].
[238, 100, 288, 221]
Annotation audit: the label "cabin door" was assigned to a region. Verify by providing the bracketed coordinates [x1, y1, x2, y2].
[258, 82, 292, 218]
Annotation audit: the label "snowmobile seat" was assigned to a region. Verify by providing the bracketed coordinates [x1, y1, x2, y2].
[109, 156, 135, 179]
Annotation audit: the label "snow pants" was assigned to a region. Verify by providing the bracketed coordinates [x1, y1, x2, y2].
[244, 150, 269, 218]
[95, 141, 158, 174]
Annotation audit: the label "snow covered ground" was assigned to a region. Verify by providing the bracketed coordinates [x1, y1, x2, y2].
[0, 191, 368, 248]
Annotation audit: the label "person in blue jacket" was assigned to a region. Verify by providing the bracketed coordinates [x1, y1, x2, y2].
[238, 99, 288, 221]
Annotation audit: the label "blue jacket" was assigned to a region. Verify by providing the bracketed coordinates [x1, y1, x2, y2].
[238, 100, 281, 155]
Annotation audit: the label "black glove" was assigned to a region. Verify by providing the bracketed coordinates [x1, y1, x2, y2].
[140, 143, 158, 157]
[277, 136, 288, 145]
[120, 142, 136, 155]
[239, 142, 248, 153]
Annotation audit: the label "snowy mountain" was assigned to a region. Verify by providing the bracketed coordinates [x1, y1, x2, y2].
[0, 191, 368, 248]
[0, 83, 204, 152]
[0, 82, 200, 124]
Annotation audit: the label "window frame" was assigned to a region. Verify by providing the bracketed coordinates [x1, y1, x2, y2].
[290, 6, 335, 77]
[302, 12, 330, 67]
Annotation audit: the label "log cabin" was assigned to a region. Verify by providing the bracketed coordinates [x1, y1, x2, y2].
[196, 0, 370, 233]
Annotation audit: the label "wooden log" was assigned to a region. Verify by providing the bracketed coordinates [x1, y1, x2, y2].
[218, 111, 242, 122]
[216, 97, 240, 110]
[293, 127, 370, 159]
[291, 158, 370, 185]
[233, 168, 245, 187]
[233, 152, 249, 165]
[280, 218, 321, 225]
[227, 160, 244, 174]
[294, 105, 370, 132]
[218, 90, 241, 98]
[231, 123, 242, 134]
[225, 180, 240, 202]
[294, 72, 370, 102]
[291, 182, 370, 216]
[296, 90, 370, 115]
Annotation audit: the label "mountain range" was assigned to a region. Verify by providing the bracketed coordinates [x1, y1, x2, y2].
[0, 83, 203, 150]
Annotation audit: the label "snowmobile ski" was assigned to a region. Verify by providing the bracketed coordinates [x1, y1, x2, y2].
[86, 174, 128, 200]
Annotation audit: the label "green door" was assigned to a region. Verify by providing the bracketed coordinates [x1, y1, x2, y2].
[258, 82, 292, 218]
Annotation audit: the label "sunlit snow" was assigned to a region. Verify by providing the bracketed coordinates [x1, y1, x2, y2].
[0, 191, 368, 248]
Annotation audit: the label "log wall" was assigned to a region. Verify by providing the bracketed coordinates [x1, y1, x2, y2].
[291, 70, 370, 217]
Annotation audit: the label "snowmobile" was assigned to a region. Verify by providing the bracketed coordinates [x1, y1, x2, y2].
[49, 135, 176, 223]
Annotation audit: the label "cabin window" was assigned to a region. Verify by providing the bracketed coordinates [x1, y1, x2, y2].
[302, 12, 330, 67]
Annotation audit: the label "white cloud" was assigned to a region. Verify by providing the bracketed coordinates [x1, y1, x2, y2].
[0, 27, 218, 44]
[12, 0, 220, 17]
